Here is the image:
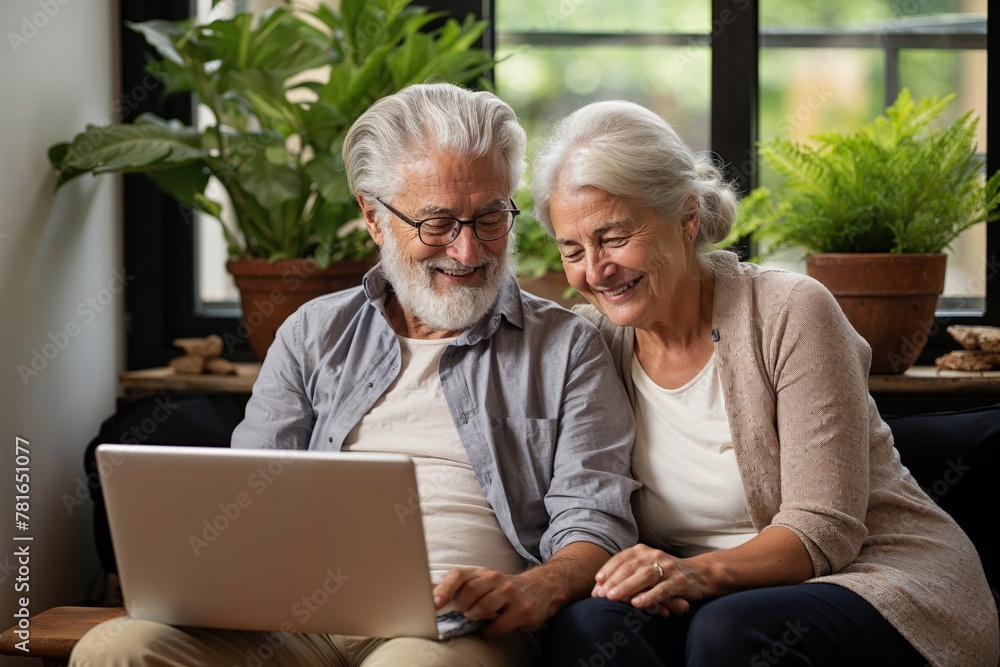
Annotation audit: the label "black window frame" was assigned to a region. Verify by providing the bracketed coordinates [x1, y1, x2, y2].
[123, 0, 995, 369]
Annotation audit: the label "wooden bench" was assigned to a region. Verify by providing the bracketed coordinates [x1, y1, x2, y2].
[0, 606, 126, 666]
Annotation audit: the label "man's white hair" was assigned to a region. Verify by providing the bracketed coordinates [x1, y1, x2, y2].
[344, 82, 527, 202]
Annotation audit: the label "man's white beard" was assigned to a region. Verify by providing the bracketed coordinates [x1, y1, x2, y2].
[379, 224, 516, 332]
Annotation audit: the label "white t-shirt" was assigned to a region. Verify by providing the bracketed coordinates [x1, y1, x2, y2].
[343, 335, 527, 582]
[631, 352, 756, 557]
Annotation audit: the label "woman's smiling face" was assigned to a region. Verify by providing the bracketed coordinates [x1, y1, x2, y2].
[549, 185, 697, 330]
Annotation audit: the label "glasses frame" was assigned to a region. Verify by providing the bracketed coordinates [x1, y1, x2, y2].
[376, 197, 520, 247]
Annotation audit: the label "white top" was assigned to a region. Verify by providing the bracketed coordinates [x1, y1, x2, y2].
[344, 335, 527, 582]
[631, 352, 756, 557]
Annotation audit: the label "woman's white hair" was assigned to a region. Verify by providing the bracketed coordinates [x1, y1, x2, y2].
[343, 82, 527, 202]
[532, 100, 738, 261]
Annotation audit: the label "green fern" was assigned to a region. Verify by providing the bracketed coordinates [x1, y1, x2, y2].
[726, 89, 1000, 257]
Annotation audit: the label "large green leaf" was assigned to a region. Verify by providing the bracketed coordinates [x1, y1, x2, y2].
[313, 3, 347, 57]
[320, 64, 354, 111]
[432, 15, 486, 55]
[145, 162, 211, 211]
[54, 114, 207, 186]
[229, 70, 301, 133]
[299, 102, 351, 153]
[191, 15, 252, 68]
[347, 43, 395, 105]
[126, 20, 186, 66]
[305, 153, 352, 204]
[387, 31, 434, 84]
[236, 144, 301, 209]
[249, 9, 333, 78]
[145, 57, 196, 98]
[48, 143, 88, 187]
[340, 0, 368, 61]
[267, 43, 335, 82]
[383, 8, 438, 47]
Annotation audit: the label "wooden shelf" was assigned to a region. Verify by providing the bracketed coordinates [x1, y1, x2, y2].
[869, 365, 1000, 394]
[117, 363, 999, 400]
[119, 363, 260, 396]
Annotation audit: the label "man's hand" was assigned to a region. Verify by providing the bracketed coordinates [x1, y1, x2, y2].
[433, 541, 611, 638]
[433, 567, 556, 638]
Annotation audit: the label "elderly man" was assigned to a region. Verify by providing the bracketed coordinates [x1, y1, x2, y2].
[69, 83, 637, 667]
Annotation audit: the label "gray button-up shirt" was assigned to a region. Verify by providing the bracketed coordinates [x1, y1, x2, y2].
[231, 266, 639, 564]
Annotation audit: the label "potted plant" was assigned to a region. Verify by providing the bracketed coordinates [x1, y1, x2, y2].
[48, 0, 493, 359]
[728, 89, 1000, 374]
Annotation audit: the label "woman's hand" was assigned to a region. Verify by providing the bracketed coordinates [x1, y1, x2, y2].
[592, 544, 709, 615]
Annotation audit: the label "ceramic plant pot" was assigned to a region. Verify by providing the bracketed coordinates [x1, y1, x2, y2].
[805, 253, 947, 374]
[226, 257, 376, 360]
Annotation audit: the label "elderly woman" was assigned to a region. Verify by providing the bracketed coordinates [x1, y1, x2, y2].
[531, 100, 999, 667]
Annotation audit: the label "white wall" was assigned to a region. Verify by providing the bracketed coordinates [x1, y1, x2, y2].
[0, 1, 122, 663]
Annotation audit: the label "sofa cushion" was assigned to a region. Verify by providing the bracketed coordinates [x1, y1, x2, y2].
[884, 403, 1000, 593]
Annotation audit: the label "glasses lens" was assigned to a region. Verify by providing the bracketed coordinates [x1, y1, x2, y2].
[474, 211, 514, 240]
[419, 218, 460, 246]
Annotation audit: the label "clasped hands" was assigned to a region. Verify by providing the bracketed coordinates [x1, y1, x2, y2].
[591, 544, 701, 617]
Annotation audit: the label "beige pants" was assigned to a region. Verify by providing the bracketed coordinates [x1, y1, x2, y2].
[69, 617, 540, 667]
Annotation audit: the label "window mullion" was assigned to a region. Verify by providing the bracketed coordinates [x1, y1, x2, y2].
[711, 0, 759, 197]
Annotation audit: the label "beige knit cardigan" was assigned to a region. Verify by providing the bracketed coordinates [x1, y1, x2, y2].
[575, 252, 999, 667]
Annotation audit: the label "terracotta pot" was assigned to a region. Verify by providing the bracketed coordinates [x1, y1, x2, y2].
[226, 257, 376, 360]
[517, 271, 585, 309]
[805, 253, 946, 375]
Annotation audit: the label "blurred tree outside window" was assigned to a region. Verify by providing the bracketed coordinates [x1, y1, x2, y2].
[495, 1, 711, 152]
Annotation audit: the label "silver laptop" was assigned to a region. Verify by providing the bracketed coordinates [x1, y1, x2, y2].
[96, 444, 484, 640]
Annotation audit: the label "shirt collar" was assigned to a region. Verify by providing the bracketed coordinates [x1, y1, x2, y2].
[362, 263, 525, 345]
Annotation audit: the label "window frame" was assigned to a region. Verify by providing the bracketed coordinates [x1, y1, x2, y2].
[123, 0, 995, 369]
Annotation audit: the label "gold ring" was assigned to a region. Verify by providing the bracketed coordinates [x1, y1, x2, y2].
[651, 561, 664, 581]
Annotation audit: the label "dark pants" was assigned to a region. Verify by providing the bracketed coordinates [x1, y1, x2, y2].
[543, 584, 927, 667]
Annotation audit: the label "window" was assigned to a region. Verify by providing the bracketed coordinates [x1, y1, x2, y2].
[757, 1, 988, 317]
[493, 0, 996, 362]
[495, 2, 712, 150]
[123, 0, 995, 368]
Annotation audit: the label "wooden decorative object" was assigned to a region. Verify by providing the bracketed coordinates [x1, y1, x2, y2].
[168, 334, 237, 375]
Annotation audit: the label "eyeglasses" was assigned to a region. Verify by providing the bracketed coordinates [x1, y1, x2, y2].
[376, 197, 519, 247]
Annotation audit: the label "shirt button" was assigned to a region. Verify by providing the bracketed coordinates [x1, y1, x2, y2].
[485, 472, 492, 484]
[328, 436, 333, 443]
[368, 382, 373, 388]
[460, 413, 468, 424]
